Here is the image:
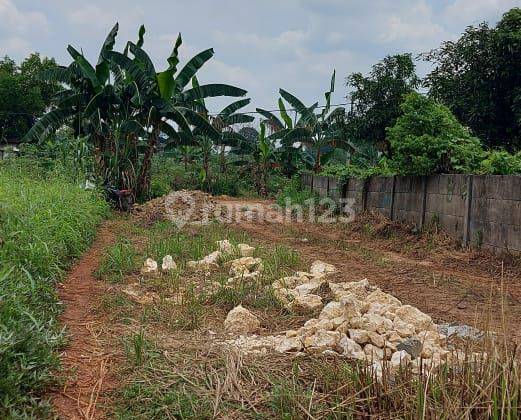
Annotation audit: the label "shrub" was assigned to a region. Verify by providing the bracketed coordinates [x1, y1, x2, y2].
[0, 159, 108, 416]
[276, 176, 317, 207]
[479, 150, 521, 174]
[387, 93, 484, 175]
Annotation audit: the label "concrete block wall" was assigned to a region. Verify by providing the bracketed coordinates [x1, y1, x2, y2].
[302, 173, 521, 254]
[470, 175, 521, 252]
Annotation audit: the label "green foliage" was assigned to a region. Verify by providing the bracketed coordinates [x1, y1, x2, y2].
[346, 53, 420, 155]
[0, 160, 108, 416]
[276, 176, 318, 206]
[26, 24, 249, 202]
[387, 93, 484, 175]
[479, 150, 521, 174]
[424, 8, 521, 151]
[319, 159, 395, 180]
[0, 54, 59, 142]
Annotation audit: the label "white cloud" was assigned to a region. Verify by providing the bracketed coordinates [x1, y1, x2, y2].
[444, 0, 518, 25]
[378, 1, 452, 50]
[0, 0, 48, 33]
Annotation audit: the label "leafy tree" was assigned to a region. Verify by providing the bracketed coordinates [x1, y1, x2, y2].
[25, 23, 247, 201]
[0, 54, 59, 142]
[423, 8, 521, 151]
[387, 92, 484, 175]
[345, 54, 420, 156]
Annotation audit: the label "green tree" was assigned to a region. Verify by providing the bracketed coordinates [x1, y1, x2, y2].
[424, 8, 521, 151]
[345, 53, 420, 156]
[387, 92, 484, 175]
[0, 54, 58, 141]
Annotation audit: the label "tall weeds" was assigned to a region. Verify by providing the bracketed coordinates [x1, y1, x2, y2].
[0, 160, 108, 417]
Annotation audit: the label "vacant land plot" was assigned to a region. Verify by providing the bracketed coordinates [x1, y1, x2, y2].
[48, 193, 520, 419]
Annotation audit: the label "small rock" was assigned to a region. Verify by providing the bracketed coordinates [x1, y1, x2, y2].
[364, 344, 384, 360]
[309, 260, 336, 276]
[339, 335, 365, 359]
[288, 294, 323, 314]
[366, 289, 402, 306]
[303, 330, 342, 353]
[224, 305, 260, 335]
[367, 331, 385, 348]
[140, 258, 158, 275]
[395, 305, 433, 332]
[238, 243, 255, 257]
[319, 301, 345, 320]
[348, 329, 370, 344]
[390, 350, 411, 368]
[397, 337, 423, 358]
[161, 255, 177, 271]
[276, 337, 303, 353]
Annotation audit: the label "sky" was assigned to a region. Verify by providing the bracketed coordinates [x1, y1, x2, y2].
[1, 0, 519, 115]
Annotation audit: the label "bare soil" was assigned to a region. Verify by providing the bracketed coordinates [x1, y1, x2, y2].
[50, 221, 118, 420]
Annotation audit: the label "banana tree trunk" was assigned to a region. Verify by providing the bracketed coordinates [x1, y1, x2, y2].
[136, 126, 159, 200]
[313, 148, 322, 173]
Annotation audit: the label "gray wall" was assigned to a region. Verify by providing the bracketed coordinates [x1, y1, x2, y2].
[302, 174, 521, 253]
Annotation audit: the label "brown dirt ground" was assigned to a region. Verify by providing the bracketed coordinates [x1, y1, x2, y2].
[49, 220, 119, 420]
[217, 196, 521, 343]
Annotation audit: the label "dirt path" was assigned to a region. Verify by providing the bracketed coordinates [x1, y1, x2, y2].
[50, 221, 117, 420]
[218, 197, 521, 342]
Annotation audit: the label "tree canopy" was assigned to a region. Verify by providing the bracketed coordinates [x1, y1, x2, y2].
[424, 8, 521, 151]
[345, 54, 420, 156]
[0, 54, 58, 142]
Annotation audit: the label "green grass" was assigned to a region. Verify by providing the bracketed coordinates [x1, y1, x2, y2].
[96, 238, 139, 283]
[0, 160, 108, 417]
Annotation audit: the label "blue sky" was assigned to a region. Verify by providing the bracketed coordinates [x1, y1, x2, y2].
[1, 0, 519, 115]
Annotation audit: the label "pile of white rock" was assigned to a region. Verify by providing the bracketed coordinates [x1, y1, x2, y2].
[223, 260, 459, 377]
[187, 240, 261, 289]
[140, 255, 177, 276]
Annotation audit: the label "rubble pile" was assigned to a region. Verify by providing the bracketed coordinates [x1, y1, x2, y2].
[132, 190, 219, 226]
[223, 259, 462, 377]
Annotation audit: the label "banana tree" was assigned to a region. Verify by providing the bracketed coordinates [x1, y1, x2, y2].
[264, 71, 353, 173]
[256, 99, 312, 176]
[25, 23, 249, 201]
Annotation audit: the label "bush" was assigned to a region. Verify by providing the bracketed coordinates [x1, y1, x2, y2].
[276, 176, 317, 207]
[0, 159, 108, 416]
[387, 93, 484, 175]
[479, 150, 521, 174]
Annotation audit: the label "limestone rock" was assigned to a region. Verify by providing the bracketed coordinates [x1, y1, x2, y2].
[367, 331, 385, 348]
[288, 294, 323, 314]
[366, 289, 402, 306]
[319, 301, 345, 320]
[224, 305, 260, 335]
[364, 344, 384, 360]
[339, 335, 365, 359]
[229, 257, 263, 276]
[390, 350, 411, 368]
[122, 283, 159, 304]
[393, 318, 416, 337]
[309, 260, 336, 276]
[161, 255, 177, 271]
[395, 305, 433, 332]
[141, 258, 158, 275]
[238, 243, 255, 257]
[303, 330, 342, 353]
[348, 329, 370, 345]
[276, 337, 303, 353]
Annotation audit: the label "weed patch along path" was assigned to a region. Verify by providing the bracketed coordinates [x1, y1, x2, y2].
[50, 220, 119, 419]
[54, 196, 521, 418]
